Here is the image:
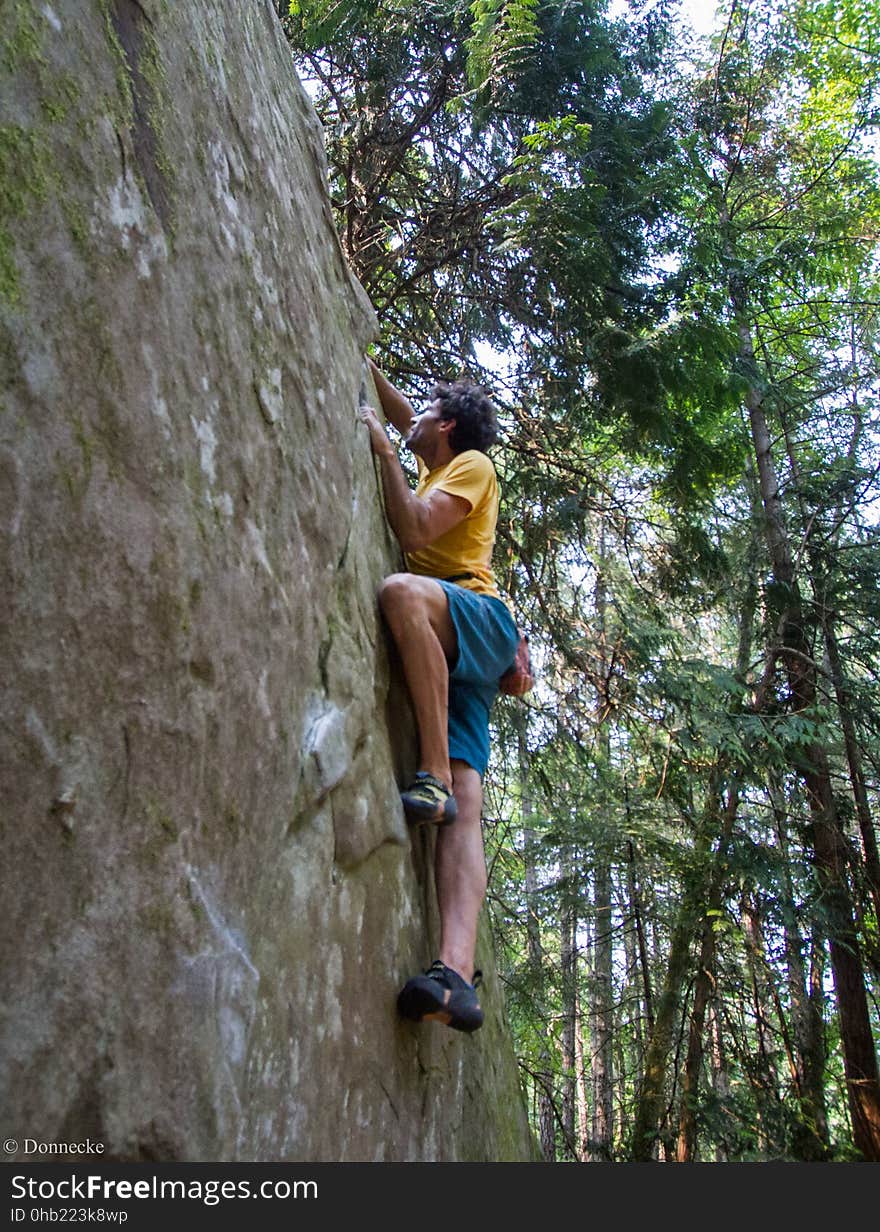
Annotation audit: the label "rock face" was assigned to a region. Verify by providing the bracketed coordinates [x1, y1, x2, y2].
[0, 0, 533, 1161]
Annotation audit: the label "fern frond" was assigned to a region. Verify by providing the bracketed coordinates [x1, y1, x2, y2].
[466, 0, 541, 90]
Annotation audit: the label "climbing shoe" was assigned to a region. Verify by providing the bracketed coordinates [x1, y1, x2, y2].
[397, 960, 484, 1033]
[400, 772, 457, 826]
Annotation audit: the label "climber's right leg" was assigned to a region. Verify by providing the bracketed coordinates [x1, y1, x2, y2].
[378, 573, 458, 820]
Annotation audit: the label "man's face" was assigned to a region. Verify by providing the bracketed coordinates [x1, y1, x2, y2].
[406, 399, 451, 458]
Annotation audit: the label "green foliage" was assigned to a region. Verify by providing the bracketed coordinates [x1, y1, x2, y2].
[287, 0, 378, 49]
[283, 0, 880, 1161]
[466, 0, 542, 88]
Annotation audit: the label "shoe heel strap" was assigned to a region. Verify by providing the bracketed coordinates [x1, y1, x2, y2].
[413, 772, 451, 796]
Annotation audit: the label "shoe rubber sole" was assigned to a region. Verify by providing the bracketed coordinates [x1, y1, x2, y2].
[400, 793, 458, 826]
[397, 976, 483, 1033]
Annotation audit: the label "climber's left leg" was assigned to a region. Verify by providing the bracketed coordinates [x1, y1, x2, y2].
[396, 760, 486, 1032]
[436, 760, 486, 983]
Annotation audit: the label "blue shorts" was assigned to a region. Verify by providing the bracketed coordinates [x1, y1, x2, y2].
[437, 580, 519, 778]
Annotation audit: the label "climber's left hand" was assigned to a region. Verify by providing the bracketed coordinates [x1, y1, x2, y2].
[358, 404, 395, 458]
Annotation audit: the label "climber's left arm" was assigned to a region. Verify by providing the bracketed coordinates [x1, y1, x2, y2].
[358, 405, 469, 552]
[366, 357, 416, 436]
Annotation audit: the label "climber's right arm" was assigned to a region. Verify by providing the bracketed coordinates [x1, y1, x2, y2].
[367, 357, 416, 437]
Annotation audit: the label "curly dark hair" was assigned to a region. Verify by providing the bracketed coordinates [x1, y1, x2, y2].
[431, 380, 499, 454]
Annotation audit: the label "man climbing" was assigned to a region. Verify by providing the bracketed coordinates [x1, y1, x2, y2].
[358, 355, 519, 1034]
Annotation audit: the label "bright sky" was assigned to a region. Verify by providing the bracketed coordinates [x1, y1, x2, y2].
[609, 0, 724, 37]
[676, 0, 726, 36]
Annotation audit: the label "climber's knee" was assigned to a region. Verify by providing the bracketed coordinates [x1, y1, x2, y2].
[377, 572, 417, 619]
[378, 572, 440, 626]
[378, 573, 456, 659]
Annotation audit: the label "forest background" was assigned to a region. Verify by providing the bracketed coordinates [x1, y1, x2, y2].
[278, 0, 880, 1161]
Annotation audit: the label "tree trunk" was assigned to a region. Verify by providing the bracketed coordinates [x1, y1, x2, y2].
[772, 775, 829, 1159]
[587, 530, 614, 1161]
[590, 858, 614, 1160]
[741, 893, 779, 1154]
[708, 999, 730, 1162]
[632, 762, 738, 1161]
[822, 615, 880, 959]
[676, 540, 757, 1161]
[675, 903, 716, 1162]
[729, 253, 880, 1161]
[631, 876, 699, 1160]
[520, 721, 556, 1161]
[575, 922, 592, 1158]
[560, 854, 578, 1159]
[626, 832, 655, 1036]
[676, 784, 739, 1161]
[622, 846, 647, 1113]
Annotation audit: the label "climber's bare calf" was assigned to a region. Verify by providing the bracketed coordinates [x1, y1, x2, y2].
[436, 761, 485, 983]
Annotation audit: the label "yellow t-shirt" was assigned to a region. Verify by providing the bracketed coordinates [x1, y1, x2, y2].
[406, 451, 502, 600]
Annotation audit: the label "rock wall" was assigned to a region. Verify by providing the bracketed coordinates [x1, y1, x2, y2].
[0, 0, 533, 1161]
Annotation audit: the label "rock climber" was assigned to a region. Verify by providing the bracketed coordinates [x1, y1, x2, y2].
[358, 355, 519, 1034]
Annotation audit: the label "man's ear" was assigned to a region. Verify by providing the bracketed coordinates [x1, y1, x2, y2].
[439, 416, 456, 438]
